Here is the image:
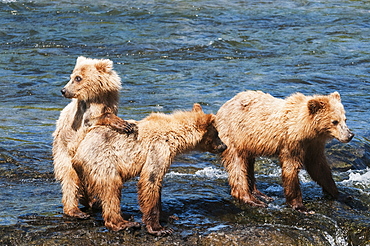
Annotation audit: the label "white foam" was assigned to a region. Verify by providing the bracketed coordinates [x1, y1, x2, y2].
[194, 166, 228, 179]
[342, 168, 370, 189]
[347, 169, 370, 182]
[166, 166, 228, 180]
[166, 171, 191, 178]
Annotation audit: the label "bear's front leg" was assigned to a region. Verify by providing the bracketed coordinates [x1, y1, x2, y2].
[138, 184, 174, 236]
[304, 143, 339, 199]
[96, 113, 138, 135]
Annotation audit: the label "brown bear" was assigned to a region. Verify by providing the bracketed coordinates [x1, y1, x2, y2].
[215, 90, 354, 212]
[52, 56, 136, 219]
[71, 104, 227, 235]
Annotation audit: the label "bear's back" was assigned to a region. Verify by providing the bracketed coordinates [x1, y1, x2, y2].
[216, 90, 287, 156]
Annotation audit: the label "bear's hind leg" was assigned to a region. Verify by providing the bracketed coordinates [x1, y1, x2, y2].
[138, 151, 174, 236]
[57, 161, 89, 219]
[100, 182, 140, 231]
[280, 150, 307, 212]
[222, 148, 266, 207]
[248, 158, 273, 202]
[140, 191, 174, 236]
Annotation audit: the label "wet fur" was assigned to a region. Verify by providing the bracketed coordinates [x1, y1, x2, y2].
[216, 90, 354, 212]
[72, 104, 226, 235]
[52, 56, 136, 219]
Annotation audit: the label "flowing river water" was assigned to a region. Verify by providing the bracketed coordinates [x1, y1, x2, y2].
[0, 0, 369, 245]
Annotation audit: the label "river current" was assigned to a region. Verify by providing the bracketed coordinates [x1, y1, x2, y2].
[0, 0, 369, 245]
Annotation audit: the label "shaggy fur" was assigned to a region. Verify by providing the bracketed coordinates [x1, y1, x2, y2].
[216, 90, 354, 212]
[72, 104, 226, 235]
[52, 56, 136, 219]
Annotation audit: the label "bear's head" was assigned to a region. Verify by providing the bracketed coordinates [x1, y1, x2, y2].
[193, 103, 227, 154]
[61, 56, 121, 101]
[308, 92, 354, 143]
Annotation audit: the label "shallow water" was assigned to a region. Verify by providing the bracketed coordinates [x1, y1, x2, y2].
[0, 0, 369, 245]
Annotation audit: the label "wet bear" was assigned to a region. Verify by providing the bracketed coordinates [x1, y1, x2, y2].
[216, 90, 354, 212]
[53, 56, 136, 219]
[72, 104, 226, 235]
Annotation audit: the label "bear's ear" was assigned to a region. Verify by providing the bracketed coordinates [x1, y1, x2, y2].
[192, 103, 203, 112]
[76, 56, 87, 65]
[308, 99, 326, 115]
[330, 91, 341, 101]
[95, 59, 113, 73]
[209, 114, 216, 123]
[197, 113, 215, 129]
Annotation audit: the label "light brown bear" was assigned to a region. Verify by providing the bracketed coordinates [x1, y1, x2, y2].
[72, 104, 227, 235]
[216, 90, 354, 212]
[53, 56, 136, 219]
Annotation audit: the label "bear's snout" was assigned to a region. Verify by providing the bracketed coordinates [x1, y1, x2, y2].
[348, 132, 355, 141]
[338, 130, 354, 143]
[215, 143, 227, 153]
[343, 131, 354, 143]
[61, 88, 74, 99]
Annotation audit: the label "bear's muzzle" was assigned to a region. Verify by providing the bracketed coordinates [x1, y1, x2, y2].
[61, 88, 74, 99]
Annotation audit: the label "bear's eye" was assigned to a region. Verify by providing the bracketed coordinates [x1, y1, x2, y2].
[74, 76, 82, 82]
[332, 120, 339, 126]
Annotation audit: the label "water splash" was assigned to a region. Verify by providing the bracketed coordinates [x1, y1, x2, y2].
[194, 166, 228, 179]
[166, 166, 228, 179]
[342, 168, 370, 191]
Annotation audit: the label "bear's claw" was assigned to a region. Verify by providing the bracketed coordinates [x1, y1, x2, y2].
[253, 190, 274, 202]
[65, 208, 90, 219]
[106, 221, 141, 231]
[240, 196, 267, 208]
[292, 204, 315, 214]
[96, 113, 138, 135]
[122, 122, 138, 135]
[147, 226, 174, 236]
[110, 119, 138, 135]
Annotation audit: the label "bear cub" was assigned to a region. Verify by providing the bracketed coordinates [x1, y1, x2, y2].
[216, 90, 354, 212]
[72, 104, 226, 236]
[53, 56, 136, 219]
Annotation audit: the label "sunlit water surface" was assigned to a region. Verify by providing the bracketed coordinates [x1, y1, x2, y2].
[0, 0, 369, 244]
